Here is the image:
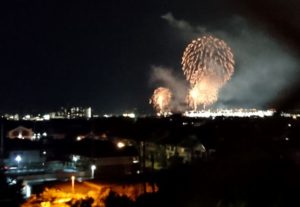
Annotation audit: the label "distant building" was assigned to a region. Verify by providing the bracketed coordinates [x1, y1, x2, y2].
[70, 154, 139, 176]
[54, 107, 92, 119]
[141, 138, 208, 170]
[8, 126, 34, 140]
[2, 114, 19, 120]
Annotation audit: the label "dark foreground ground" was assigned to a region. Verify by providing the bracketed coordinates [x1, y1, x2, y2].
[1, 115, 300, 206]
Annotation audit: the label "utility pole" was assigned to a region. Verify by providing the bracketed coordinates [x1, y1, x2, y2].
[140, 140, 147, 193]
[0, 122, 4, 158]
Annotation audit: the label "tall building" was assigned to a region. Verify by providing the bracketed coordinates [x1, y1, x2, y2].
[57, 106, 92, 119]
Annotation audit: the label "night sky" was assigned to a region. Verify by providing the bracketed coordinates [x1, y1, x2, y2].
[0, 0, 300, 114]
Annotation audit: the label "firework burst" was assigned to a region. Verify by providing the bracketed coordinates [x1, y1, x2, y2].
[182, 35, 234, 109]
[149, 87, 172, 114]
[186, 80, 218, 110]
[182, 35, 234, 86]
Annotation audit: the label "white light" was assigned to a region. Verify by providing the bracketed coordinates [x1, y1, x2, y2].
[285, 137, 289, 141]
[32, 134, 37, 140]
[133, 157, 139, 163]
[18, 132, 22, 139]
[43, 114, 50, 120]
[15, 155, 22, 163]
[122, 113, 135, 118]
[117, 142, 125, 149]
[72, 155, 79, 162]
[91, 165, 96, 179]
[288, 123, 292, 127]
[42, 132, 47, 137]
[76, 136, 82, 141]
[136, 170, 140, 174]
[43, 151, 46, 155]
[86, 107, 92, 119]
[7, 177, 17, 185]
[24, 184, 31, 198]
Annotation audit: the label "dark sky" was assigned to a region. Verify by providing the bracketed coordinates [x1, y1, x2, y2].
[0, 0, 299, 114]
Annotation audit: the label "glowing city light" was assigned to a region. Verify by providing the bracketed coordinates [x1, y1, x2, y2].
[72, 155, 79, 162]
[184, 109, 275, 118]
[122, 113, 136, 118]
[15, 155, 22, 163]
[117, 141, 125, 149]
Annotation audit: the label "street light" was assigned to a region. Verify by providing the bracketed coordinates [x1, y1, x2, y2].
[71, 176, 75, 193]
[72, 155, 79, 162]
[91, 165, 96, 179]
[15, 155, 22, 168]
[117, 141, 125, 149]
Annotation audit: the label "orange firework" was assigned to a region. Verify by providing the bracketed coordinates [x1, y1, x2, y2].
[182, 35, 234, 86]
[149, 87, 172, 114]
[182, 35, 235, 109]
[186, 80, 218, 110]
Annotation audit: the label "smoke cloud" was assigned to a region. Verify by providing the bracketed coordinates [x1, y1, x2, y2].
[160, 13, 300, 109]
[161, 12, 206, 39]
[150, 66, 189, 112]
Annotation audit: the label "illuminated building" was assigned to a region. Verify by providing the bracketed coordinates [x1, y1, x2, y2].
[56, 106, 92, 119]
[7, 126, 34, 140]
